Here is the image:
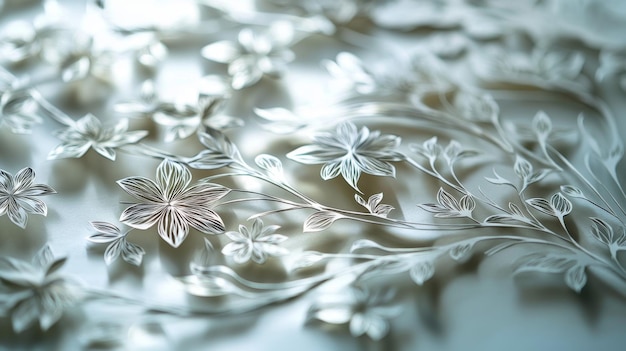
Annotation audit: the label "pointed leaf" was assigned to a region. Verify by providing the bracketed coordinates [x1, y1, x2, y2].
[565, 265, 587, 293]
[410, 261, 434, 285]
[303, 211, 342, 232]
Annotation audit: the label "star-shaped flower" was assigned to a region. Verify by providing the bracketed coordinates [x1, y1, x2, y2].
[287, 122, 404, 191]
[117, 159, 230, 248]
[201, 22, 295, 90]
[0, 244, 80, 333]
[222, 218, 288, 264]
[47, 114, 148, 161]
[0, 167, 56, 228]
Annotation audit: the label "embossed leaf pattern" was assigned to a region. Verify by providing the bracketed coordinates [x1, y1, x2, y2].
[355, 192, 394, 218]
[0, 167, 56, 228]
[118, 159, 230, 247]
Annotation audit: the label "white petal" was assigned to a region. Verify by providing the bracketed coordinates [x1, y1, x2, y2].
[201, 40, 241, 63]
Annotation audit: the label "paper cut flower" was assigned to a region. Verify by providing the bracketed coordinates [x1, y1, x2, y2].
[287, 122, 404, 191]
[222, 218, 288, 264]
[117, 159, 230, 248]
[48, 114, 148, 161]
[0, 167, 56, 228]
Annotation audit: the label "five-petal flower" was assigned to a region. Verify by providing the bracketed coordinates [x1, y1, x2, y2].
[201, 22, 295, 90]
[0, 167, 56, 228]
[222, 218, 288, 264]
[287, 122, 404, 191]
[48, 114, 148, 161]
[117, 159, 230, 248]
[0, 244, 80, 332]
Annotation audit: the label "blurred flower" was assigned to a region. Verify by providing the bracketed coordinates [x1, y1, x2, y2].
[307, 286, 400, 340]
[48, 114, 148, 161]
[222, 218, 288, 264]
[0, 244, 81, 333]
[201, 22, 295, 89]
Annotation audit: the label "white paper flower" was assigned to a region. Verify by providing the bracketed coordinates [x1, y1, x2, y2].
[287, 122, 404, 191]
[0, 245, 80, 333]
[222, 218, 288, 264]
[48, 114, 148, 161]
[117, 159, 230, 248]
[0, 167, 56, 228]
[201, 22, 295, 89]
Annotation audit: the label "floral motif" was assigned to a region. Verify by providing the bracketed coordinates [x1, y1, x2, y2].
[0, 167, 56, 228]
[287, 122, 404, 191]
[222, 218, 288, 264]
[0, 245, 80, 332]
[307, 287, 400, 340]
[87, 222, 145, 266]
[117, 159, 230, 248]
[48, 114, 148, 161]
[201, 22, 295, 89]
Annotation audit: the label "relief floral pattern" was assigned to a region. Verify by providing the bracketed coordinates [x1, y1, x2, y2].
[0, 0, 625, 347]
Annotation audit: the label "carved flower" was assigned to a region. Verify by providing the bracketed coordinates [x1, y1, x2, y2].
[287, 122, 404, 191]
[0, 245, 80, 332]
[201, 22, 295, 89]
[117, 159, 230, 248]
[0, 167, 56, 228]
[307, 286, 400, 340]
[222, 218, 288, 264]
[48, 114, 148, 161]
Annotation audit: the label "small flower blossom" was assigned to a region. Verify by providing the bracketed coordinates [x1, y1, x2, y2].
[287, 121, 404, 191]
[307, 286, 400, 340]
[222, 218, 288, 264]
[0, 167, 56, 228]
[117, 159, 230, 248]
[47, 114, 148, 161]
[0, 245, 80, 332]
[201, 22, 295, 90]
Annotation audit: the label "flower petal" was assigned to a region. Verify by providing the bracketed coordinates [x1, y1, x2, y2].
[157, 208, 189, 248]
[355, 156, 396, 177]
[117, 177, 163, 203]
[15, 197, 47, 216]
[12, 168, 35, 193]
[19, 184, 56, 196]
[201, 40, 241, 63]
[7, 199, 28, 228]
[119, 203, 164, 230]
[320, 161, 342, 180]
[47, 142, 91, 160]
[156, 159, 191, 200]
[340, 159, 362, 191]
[11, 295, 39, 333]
[183, 208, 225, 234]
[0, 170, 13, 191]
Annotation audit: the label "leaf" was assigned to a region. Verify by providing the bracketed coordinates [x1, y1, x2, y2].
[559, 185, 584, 199]
[303, 211, 342, 232]
[410, 261, 434, 285]
[188, 129, 243, 169]
[550, 193, 572, 217]
[121, 240, 145, 266]
[485, 169, 512, 186]
[449, 243, 473, 262]
[104, 240, 122, 265]
[483, 214, 528, 225]
[590, 217, 614, 245]
[565, 265, 587, 293]
[350, 239, 385, 252]
[526, 198, 554, 216]
[532, 111, 552, 140]
[514, 253, 573, 274]
[514, 156, 532, 180]
[254, 154, 285, 182]
[437, 188, 460, 212]
[292, 251, 325, 270]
